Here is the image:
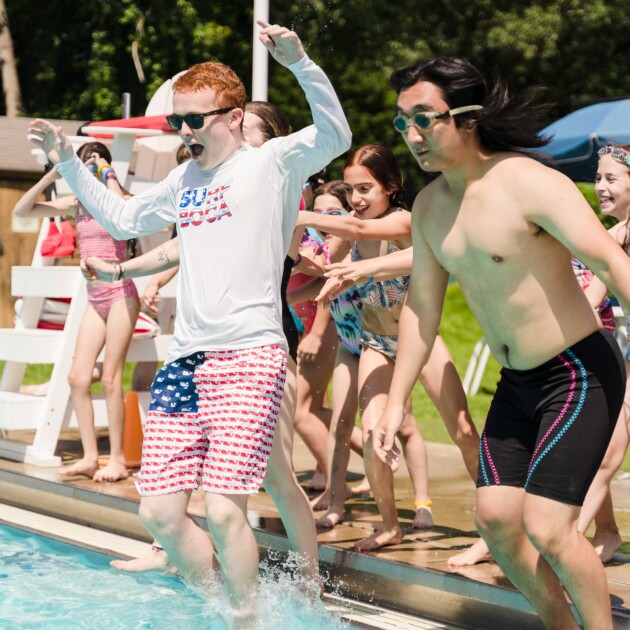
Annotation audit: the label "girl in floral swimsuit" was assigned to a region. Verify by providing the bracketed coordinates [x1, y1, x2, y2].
[298, 145, 435, 548]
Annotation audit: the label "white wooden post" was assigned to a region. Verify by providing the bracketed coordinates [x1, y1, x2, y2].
[252, 0, 270, 101]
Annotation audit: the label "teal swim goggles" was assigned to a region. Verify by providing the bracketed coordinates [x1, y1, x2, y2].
[393, 105, 483, 133]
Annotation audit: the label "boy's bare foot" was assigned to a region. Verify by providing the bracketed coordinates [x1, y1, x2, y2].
[353, 527, 403, 552]
[111, 549, 177, 574]
[350, 476, 371, 495]
[307, 470, 326, 492]
[412, 505, 433, 530]
[94, 460, 129, 482]
[315, 510, 344, 529]
[447, 538, 493, 567]
[310, 485, 352, 511]
[59, 458, 99, 478]
[592, 529, 622, 564]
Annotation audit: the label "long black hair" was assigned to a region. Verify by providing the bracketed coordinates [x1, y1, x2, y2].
[390, 57, 552, 156]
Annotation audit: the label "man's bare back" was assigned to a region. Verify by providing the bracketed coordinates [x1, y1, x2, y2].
[417, 153, 605, 369]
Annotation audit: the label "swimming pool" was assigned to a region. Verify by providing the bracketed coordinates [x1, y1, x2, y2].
[0, 524, 346, 629]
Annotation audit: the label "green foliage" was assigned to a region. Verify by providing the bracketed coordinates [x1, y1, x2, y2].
[410, 282, 500, 443]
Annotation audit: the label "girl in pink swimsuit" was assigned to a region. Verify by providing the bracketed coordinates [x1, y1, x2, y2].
[13, 141, 140, 482]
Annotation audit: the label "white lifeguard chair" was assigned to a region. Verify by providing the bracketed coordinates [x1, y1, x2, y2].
[0, 87, 182, 466]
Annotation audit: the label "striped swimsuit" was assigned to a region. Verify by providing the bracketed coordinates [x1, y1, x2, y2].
[76, 211, 139, 318]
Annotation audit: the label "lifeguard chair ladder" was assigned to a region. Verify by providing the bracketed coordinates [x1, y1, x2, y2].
[0, 124, 177, 466]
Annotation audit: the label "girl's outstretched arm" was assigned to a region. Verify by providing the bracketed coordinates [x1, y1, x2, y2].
[296, 209, 410, 241]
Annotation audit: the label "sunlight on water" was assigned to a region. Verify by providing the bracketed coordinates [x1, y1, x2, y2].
[0, 526, 347, 629]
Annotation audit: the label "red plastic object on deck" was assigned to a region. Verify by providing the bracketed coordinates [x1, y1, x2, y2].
[85, 115, 173, 138]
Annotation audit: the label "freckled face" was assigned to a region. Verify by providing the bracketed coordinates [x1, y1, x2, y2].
[172, 88, 238, 170]
[595, 154, 630, 222]
[343, 165, 390, 219]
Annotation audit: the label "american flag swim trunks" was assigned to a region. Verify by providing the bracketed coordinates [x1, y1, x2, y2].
[137, 344, 287, 496]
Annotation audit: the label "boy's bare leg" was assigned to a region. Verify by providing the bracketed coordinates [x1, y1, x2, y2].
[263, 359, 321, 591]
[139, 491, 218, 588]
[477, 486, 591, 629]
[204, 492, 259, 629]
[523, 492, 613, 629]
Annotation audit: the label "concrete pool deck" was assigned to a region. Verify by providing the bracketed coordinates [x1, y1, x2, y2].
[2, 430, 630, 629]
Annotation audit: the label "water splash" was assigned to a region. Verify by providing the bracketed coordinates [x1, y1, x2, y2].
[0, 527, 347, 629]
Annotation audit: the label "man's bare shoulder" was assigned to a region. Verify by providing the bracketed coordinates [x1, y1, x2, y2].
[486, 153, 582, 213]
[487, 153, 570, 189]
[411, 175, 447, 215]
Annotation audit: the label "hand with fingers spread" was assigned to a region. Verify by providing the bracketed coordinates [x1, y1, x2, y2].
[257, 20, 305, 67]
[315, 274, 354, 303]
[372, 405, 405, 468]
[325, 258, 374, 285]
[28, 119, 75, 164]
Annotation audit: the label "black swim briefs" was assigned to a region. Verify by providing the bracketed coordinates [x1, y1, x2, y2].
[477, 329, 625, 506]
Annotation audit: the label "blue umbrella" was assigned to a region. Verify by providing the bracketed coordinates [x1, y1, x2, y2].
[541, 99, 630, 182]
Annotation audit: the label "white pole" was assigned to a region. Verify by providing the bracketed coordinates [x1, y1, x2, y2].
[252, 0, 270, 101]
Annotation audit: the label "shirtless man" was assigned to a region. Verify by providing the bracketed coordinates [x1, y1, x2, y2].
[373, 57, 629, 629]
[29, 22, 351, 629]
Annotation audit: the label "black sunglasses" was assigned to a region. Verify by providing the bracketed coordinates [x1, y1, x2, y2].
[166, 107, 236, 131]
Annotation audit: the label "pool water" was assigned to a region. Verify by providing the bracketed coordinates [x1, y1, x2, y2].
[0, 525, 347, 629]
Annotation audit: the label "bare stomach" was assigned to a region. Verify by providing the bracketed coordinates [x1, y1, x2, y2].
[475, 307, 602, 370]
[360, 303, 402, 336]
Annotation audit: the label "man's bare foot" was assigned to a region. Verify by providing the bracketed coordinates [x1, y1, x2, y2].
[412, 505, 433, 530]
[307, 470, 326, 492]
[447, 538, 493, 567]
[350, 476, 371, 495]
[94, 460, 128, 482]
[592, 529, 622, 564]
[353, 527, 403, 552]
[310, 485, 352, 511]
[59, 458, 99, 478]
[111, 549, 177, 574]
[316, 510, 344, 529]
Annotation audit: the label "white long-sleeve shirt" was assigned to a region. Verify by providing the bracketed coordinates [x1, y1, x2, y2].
[56, 55, 351, 362]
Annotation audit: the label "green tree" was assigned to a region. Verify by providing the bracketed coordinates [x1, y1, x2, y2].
[4, 0, 629, 196]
